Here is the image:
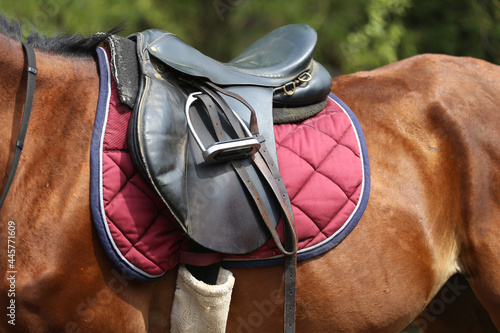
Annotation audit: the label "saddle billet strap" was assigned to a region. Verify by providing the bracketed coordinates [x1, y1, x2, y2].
[284, 252, 297, 332]
[251, 147, 298, 254]
[0, 43, 37, 211]
[252, 143, 297, 332]
[235, 151, 298, 332]
[203, 81, 259, 135]
[196, 87, 249, 139]
[199, 84, 298, 249]
[231, 156, 296, 255]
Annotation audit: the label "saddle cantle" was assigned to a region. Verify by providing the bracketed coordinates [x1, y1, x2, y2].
[127, 24, 331, 255]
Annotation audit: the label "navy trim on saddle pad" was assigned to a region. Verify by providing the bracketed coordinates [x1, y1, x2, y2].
[90, 48, 164, 281]
[222, 92, 370, 268]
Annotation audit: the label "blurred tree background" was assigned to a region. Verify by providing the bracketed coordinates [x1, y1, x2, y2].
[2, 0, 499, 75]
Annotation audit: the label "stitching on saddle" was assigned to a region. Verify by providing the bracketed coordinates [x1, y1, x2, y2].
[293, 171, 350, 229]
[324, 195, 351, 231]
[103, 155, 130, 205]
[107, 178, 167, 270]
[149, 32, 174, 49]
[276, 116, 359, 228]
[278, 143, 354, 236]
[299, 221, 327, 249]
[298, 136, 358, 199]
[297, 120, 358, 167]
[295, 181, 358, 249]
[336, 124, 361, 158]
[127, 210, 161, 247]
[348, 182, 362, 205]
[128, 174, 167, 211]
[315, 186, 362, 241]
[223, 63, 306, 80]
[276, 110, 339, 145]
[154, 53, 302, 81]
[289, 205, 322, 241]
[277, 144, 317, 195]
[120, 229, 165, 270]
[103, 156, 167, 239]
[103, 148, 130, 152]
[107, 180, 178, 273]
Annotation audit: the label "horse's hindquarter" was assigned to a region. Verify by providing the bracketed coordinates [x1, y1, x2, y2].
[328, 54, 500, 329]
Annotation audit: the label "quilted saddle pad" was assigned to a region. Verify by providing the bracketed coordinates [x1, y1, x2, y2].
[90, 47, 370, 281]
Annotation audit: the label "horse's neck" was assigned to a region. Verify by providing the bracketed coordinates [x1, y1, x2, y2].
[0, 33, 99, 213]
[0, 33, 99, 137]
[0, 34, 24, 83]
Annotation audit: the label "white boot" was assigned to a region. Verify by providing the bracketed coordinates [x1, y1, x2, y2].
[170, 264, 235, 333]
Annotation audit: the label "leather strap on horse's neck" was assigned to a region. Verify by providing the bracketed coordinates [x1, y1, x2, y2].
[0, 43, 37, 211]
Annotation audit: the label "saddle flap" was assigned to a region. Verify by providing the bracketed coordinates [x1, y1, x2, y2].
[184, 141, 280, 254]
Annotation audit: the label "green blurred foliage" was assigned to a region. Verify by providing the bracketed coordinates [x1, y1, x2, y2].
[2, 0, 499, 74]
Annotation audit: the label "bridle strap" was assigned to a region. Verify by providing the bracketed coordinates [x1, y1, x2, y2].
[0, 42, 37, 210]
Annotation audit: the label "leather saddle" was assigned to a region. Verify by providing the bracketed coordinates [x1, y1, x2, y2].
[126, 24, 332, 255]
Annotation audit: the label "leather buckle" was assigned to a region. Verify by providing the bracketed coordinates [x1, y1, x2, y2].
[185, 92, 261, 163]
[298, 71, 312, 83]
[279, 70, 312, 97]
[282, 81, 296, 96]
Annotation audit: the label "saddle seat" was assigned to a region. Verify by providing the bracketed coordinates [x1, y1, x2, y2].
[145, 23, 315, 85]
[132, 24, 332, 106]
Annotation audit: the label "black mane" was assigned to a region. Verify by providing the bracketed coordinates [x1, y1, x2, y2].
[0, 14, 118, 58]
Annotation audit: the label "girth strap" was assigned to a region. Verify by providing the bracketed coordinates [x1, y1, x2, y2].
[0, 43, 37, 211]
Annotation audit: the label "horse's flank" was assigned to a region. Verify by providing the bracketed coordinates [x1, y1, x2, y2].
[332, 53, 500, 329]
[0, 26, 499, 332]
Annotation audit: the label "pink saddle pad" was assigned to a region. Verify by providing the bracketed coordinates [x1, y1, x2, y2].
[90, 47, 370, 281]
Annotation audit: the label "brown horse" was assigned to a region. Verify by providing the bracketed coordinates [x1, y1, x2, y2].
[0, 21, 499, 332]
